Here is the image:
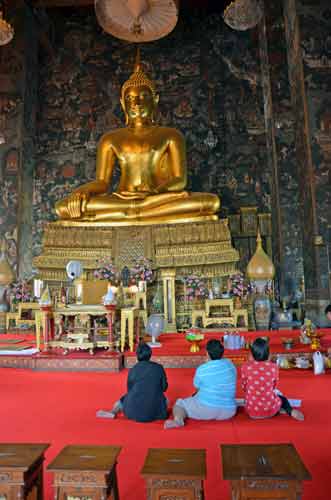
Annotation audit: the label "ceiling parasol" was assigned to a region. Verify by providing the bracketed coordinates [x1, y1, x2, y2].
[95, 0, 179, 43]
[223, 0, 263, 31]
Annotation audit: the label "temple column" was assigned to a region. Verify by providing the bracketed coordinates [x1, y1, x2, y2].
[17, 4, 39, 277]
[258, 7, 283, 294]
[283, 0, 328, 321]
[258, 0, 304, 300]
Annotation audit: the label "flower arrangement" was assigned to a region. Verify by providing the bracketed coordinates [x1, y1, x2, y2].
[229, 273, 252, 298]
[130, 257, 154, 284]
[93, 258, 119, 283]
[183, 275, 209, 301]
[8, 279, 33, 303]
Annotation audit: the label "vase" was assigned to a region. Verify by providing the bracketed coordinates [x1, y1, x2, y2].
[0, 285, 9, 312]
[254, 294, 272, 330]
[234, 296, 242, 309]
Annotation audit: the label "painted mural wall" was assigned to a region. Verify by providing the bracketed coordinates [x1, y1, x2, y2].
[299, 0, 331, 292]
[33, 10, 270, 259]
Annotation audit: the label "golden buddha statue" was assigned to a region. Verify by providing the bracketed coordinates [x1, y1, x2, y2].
[55, 53, 220, 225]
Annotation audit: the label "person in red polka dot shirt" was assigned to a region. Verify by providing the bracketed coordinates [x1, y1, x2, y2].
[241, 338, 304, 421]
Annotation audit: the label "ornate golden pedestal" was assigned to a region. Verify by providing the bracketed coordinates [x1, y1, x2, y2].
[33, 219, 239, 282]
[34, 219, 239, 332]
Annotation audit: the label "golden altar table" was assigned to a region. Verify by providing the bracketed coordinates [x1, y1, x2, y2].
[191, 298, 249, 329]
[39, 304, 116, 354]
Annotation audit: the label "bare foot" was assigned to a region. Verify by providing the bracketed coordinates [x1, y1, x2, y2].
[291, 409, 304, 421]
[164, 419, 184, 430]
[96, 410, 117, 419]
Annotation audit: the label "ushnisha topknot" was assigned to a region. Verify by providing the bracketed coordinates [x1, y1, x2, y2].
[121, 48, 157, 100]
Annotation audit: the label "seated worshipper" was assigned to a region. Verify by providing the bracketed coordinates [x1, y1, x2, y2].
[96, 342, 168, 423]
[325, 304, 331, 323]
[164, 339, 237, 429]
[241, 337, 304, 421]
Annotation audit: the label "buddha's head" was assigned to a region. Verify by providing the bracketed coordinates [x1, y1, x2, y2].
[120, 52, 159, 125]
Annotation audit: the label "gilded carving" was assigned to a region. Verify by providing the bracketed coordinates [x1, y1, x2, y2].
[34, 219, 239, 282]
[0, 473, 11, 481]
[66, 496, 92, 500]
[59, 473, 97, 483]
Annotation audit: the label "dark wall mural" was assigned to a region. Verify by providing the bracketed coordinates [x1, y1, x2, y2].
[299, 0, 331, 293]
[0, 3, 24, 274]
[32, 9, 270, 257]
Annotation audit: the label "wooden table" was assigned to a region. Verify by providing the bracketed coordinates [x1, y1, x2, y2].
[141, 448, 206, 500]
[47, 444, 122, 500]
[0, 442, 49, 499]
[221, 443, 311, 499]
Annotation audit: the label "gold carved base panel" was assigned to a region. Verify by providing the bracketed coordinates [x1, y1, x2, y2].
[33, 219, 239, 281]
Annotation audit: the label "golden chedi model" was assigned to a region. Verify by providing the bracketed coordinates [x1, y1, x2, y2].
[55, 53, 220, 225]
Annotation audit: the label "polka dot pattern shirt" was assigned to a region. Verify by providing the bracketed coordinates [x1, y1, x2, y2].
[241, 360, 281, 418]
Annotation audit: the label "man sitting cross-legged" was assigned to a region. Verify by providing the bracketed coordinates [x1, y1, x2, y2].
[164, 339, 237, 429]
[97, 342, 168, 422]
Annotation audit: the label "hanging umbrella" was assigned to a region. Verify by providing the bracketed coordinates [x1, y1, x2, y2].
[95, 0, 179, 42]
[223, 0, 263, 31]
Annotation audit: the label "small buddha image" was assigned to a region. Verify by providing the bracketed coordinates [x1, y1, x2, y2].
[4, 149, 19, 175]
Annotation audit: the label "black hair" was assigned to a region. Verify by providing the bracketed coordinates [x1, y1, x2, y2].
[206, 339, 224, 360]
[250, 337, 269, 362]
[136, 342, 152, 361]
[325, 304, 331, 315]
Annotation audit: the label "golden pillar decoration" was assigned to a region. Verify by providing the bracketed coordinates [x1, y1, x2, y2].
[161, 268, 177, 332]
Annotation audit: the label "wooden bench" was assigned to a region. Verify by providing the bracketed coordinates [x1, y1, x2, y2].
[141, 448, 206, 500]
[221, 443, 311, 499]
[48, 444, 122, 500]
[0, 442, 49, 499]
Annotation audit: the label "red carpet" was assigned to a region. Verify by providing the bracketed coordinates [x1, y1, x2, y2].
[0, 367, 330, 499]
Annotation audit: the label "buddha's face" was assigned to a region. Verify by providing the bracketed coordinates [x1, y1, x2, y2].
[122, 85, 157, 122]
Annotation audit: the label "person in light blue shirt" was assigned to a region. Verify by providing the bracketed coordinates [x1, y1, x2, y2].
[165, 339, 237, 429]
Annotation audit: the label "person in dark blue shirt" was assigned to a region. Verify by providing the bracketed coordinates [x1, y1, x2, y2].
[97, 342, 168, 422]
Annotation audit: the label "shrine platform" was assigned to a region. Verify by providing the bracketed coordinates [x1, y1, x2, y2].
[124, 329, 331, 368]
[0, 329, 330, 372]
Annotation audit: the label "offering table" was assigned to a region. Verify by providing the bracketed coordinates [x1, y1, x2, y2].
[42, 304, 117, 354]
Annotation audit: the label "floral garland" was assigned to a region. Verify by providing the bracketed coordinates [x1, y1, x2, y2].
[183, 275, 209, 301]
[130, 257, 154, 284]
[93, 258, 119, 283]
[229, 273, 252, 298]
[8, 279, 33, 303]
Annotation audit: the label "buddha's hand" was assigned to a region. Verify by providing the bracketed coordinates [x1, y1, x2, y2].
[67, 191, 90, 218]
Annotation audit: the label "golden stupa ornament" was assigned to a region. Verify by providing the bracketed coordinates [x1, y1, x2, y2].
[246, 230, 275, 281]
[95, 0, 179, 43]
[0, 10, 14, 46]
[223, 0, 263, 31]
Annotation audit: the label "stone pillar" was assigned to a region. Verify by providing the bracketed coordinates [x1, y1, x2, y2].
[258, 0, 304, 301]
[161, 268, 177, 333]
[258, 8, 284, 294]
[17, 4, 39, 277]
[283, 0, 328, 322]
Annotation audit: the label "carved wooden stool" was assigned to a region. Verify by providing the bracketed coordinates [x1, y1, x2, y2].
[141, 448, 206, 500]
[48, 445, 122, 500]
[221, 443, 311, 500]
[0, 442, 49, 499]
